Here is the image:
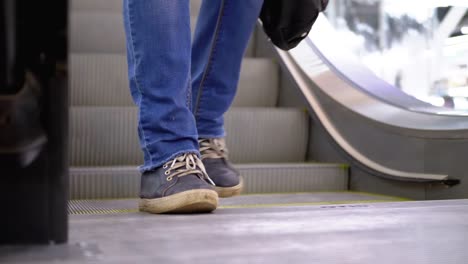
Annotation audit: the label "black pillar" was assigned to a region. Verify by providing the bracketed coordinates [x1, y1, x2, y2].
[0, 0, 68, 244]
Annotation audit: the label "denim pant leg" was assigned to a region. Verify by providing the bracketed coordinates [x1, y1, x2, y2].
[191, 0, 264, 138]
[123, 0, 199, 172]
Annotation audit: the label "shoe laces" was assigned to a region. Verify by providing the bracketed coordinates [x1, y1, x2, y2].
[163, 153, 215, 185]
[199, 138, 228, 160]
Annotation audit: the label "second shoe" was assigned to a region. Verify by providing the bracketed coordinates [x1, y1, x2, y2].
[199, 138, 244, 198]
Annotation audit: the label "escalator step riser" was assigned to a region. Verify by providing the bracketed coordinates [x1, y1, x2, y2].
[69, 107, 309, 166]
[69, 164, 348, 199]
[70, 54, 279, 107]
[69, 11, 256, 56]
[70, 0, 203, 18]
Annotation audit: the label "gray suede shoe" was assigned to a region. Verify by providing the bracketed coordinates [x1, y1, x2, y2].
[199, 138, 243, 198]
[139, 153, 219, 214]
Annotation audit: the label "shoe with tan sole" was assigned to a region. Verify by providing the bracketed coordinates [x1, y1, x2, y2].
[199, 138, 243, 198]
[139, 153, 219, 214]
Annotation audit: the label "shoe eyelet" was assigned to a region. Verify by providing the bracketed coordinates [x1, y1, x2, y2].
[163, 164, 168, 169]
[166, 176, 173, 181]
[164, 171, 170, 175]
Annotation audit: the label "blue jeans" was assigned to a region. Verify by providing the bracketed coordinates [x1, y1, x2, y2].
[123, 0, 263, 172]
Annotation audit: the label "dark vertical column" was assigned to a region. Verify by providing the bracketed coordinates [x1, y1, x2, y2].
[0, 0, 17, 93]
[45, 73, 69, 244]
[0, 0, 68, 244]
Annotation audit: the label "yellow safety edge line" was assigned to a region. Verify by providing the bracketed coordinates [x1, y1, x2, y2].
[218, 199, 400, 209]
[69, 191, 410, 203]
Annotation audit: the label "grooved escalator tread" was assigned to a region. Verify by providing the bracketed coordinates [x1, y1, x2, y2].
[69, 163, 346, 199]
[69, 106, 309, 167]
[71, 0, 204, 18]
[70, 54, 279, 107]
[69, 11, 256, 56]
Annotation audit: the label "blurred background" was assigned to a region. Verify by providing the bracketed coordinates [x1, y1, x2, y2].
[328, 0, 468, 109]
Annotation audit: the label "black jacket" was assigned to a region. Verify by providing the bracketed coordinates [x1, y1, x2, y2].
[259, 0, 329, 50]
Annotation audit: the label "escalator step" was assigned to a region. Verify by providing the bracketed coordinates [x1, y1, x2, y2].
[224, 108, 309, 163]
[70, 0, 122, 13]
[69, 163, 347, 199]
[70, 12, 127, 54]
[70, 0, 203, 18]
[69, 107, 309, 167]
[70, 54, 279, 107]
[69, 11, 256, 56]
[69, 12, 198, 54]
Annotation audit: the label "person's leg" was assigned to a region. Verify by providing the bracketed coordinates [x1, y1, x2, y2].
[123, 0, 218, 214]
[192, 0, 264, 137]
[191, 0, 264, 197]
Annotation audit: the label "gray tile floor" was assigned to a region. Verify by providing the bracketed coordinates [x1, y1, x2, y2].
[1, 196, 468, 264]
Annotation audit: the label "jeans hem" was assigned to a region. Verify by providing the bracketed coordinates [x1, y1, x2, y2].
[198, 133, 226, 139]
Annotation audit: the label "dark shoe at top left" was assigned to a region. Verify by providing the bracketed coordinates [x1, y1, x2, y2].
[199, 138, 243, 198]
